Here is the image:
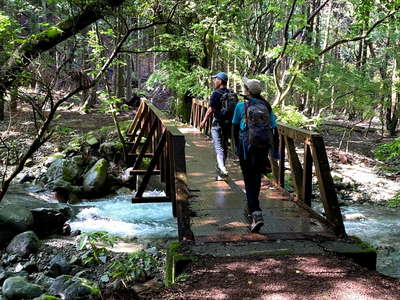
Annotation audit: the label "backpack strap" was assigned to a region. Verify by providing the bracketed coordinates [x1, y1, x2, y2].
[244, 100, 248, 126]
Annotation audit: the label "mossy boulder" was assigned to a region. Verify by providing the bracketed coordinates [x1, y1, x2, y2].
[45, 158, 84, 185]
[99, 142, 123, 161]
[48, 275, 100, 300]
[0, 204, 34, 243]
[6, 231, 41, 257]
[2, 276, 43, 299]
[82, 159, 108, 195]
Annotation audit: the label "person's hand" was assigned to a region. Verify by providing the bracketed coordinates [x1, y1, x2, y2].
[199, 120, 206, 129]
[272, 152, 281, 160]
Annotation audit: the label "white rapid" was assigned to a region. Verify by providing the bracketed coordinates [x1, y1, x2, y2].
[68, 191, 178, 239]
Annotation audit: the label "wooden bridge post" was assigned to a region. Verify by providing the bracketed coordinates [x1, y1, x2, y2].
[310, 135, 346, 236]
[302, 143, 313, 207]
[285, 136, 304, 202]
[170, 133, 194, 241]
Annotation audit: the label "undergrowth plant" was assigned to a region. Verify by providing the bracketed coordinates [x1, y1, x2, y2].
[76, 231, 119, 265]
[387, 192, 400, 208]
[374, 137, 400, 162]
[273, 105, 324, 130]
[108, 250, 159, 286]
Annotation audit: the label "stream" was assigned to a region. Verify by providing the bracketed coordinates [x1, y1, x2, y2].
[67, 191, 178, 239]
[341, 204, 400, 278]
[4, 184, 400, 278]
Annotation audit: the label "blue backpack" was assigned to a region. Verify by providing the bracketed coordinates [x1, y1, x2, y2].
[244, 98, 273, 148]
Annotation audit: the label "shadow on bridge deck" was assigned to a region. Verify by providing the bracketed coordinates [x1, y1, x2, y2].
[179, 126, 335, 243]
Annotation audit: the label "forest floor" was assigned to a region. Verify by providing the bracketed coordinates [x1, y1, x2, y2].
[1, 104, 400, 299]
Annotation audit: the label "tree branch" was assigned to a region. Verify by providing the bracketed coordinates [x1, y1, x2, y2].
[318, 7, 400, 57]
[0, 0, 126, 94]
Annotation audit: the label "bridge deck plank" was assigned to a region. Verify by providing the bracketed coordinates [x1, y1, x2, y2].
[179, 126, 334, 241]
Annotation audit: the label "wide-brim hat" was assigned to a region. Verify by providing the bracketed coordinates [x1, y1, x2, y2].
[242, 77, 262, 95]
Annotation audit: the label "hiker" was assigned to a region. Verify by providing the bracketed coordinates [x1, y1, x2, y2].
[232, 78, 279, 233]
[200, 72, 237, 180]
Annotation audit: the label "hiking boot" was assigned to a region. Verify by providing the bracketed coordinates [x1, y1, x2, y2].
[215, 173, 228, 181]
[215, 164, 228, 179]
[250, 211, 264, 233]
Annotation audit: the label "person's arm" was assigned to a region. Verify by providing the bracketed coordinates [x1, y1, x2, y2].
[270, 112, 280, 159]
[200, 91, 219, 129]
[232, 103, 241, 154]
[199, 106, 214, 129]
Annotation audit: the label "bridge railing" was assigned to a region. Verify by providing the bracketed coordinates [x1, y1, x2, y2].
[190, 99, 345, 237]
[126, 99, 193, 241]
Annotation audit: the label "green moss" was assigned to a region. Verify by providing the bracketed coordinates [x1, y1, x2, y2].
[165, 241, 196, 287]
[33, 295, 62, 300]
[349, 235, 376, 254]
[387, 192, 400, 208]
[79, 278, 100, 296]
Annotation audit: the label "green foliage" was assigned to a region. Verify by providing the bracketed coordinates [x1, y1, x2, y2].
[387, 192, 400, 208]
[108, 250, 158, 283]
[274, 105, 324, 129]
[54, 126, 74, 136]
[374, 137, 400, 162]
[146, 60, 211, 99]
[76, 231, 119, 265]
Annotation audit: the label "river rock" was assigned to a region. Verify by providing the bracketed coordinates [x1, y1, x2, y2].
[344, 213, 366, 220]
[6, 231, 40, 258]
[99, 142, 122, 162]
[34, 273, 55, 290]
[31, 207, 72, 238]
[48, 254, 72, 277]
[45, 158, 84, 185]
[82, 159, 108, 194]
[0, 204, 34, 233]
[45, 152, 65, 167]
[2, 276, 43, 299]
[48, 275, 100, 300]
[33, 295, 62, 300]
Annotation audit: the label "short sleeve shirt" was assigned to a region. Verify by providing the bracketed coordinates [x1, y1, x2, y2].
[232, 99, 277, 131]
[209, 88, 229, 121]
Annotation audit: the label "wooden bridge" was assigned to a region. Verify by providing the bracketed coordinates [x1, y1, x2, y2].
[125, 99, 346, 242]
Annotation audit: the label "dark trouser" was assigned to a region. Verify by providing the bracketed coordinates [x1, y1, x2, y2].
[239, 146, 269, 214]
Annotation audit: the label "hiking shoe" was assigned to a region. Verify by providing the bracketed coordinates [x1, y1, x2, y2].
[250, 211, 264, 233]
[215, 174, 228, 181]
[216, 164, 228, 177]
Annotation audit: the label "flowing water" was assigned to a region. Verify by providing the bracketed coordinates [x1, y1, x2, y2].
[4, 184, 400, 278]
[68, 191, 178, 239]
[341, 204, 400, 278]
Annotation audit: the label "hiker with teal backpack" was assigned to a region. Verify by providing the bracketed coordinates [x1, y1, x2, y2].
[200, 72, 238, 180]
[232, 78, 280, 232]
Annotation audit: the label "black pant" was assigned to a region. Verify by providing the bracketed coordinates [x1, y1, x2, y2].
[239, 146, 268, 214]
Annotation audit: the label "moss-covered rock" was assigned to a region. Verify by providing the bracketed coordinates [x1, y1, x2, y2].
[2, 276, 43, 299]
[82, 158, 108, 195]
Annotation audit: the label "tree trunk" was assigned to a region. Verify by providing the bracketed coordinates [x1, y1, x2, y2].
[386, 57, 399, 136]
[126, 54, 133, 101]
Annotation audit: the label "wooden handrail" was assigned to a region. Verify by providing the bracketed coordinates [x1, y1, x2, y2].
[190, 98, 346, 237]
[126, 99, 194, 241]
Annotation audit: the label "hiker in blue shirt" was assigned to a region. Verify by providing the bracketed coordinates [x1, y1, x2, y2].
[232, 78, 279, 232]
[200, 72, 230, 180]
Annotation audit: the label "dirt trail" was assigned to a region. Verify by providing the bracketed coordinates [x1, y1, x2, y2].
[142, 254, 400, 300]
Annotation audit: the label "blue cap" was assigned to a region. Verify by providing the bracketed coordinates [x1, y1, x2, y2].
[212, 72, 228, 82]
